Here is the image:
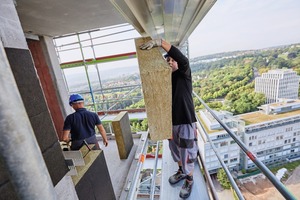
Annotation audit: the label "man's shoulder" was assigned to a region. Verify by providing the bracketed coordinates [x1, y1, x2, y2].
[84, 110, 99, 117]
[85, 109, 97, 114]
[75, 108, 98, 116]
[76, 108, 88, 112]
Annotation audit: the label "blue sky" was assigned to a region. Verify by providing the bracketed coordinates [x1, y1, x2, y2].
[189, 0, 300, 58]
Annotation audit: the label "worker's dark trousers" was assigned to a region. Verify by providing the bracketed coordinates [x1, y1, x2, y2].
[71, 134, 100, 150]
[168, 123, 198, 175]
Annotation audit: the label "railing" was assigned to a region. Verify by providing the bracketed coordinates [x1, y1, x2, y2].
[195, 132, 219, 200]
[76, 85, 143, 113]
[193, 91, 297, 200]
[127, 132, 150, 200]
[95, 93, 297, 200]
[195, 119, 244, 200]
[149, 141, 160, 200]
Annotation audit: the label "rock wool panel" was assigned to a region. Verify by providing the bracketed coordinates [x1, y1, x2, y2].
[135, 37, 172, 141]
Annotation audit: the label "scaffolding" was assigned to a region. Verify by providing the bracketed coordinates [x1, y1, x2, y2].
[53, 23, 143, 113]
[52, 25, 298, 200]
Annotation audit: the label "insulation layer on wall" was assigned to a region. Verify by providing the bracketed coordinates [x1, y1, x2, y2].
[135, 37, 172, 141]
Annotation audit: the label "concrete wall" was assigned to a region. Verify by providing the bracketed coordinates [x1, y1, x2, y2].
[0, 160, 18, 200]
[27, 37, 71, 139]
[5, 35, 68, 187]
[1, 1, 116, 200]
[39, 36, 72, 118]
[73, 150, 116, 200]
[0, 0, 27, 49]
[0, 0, 68, 198]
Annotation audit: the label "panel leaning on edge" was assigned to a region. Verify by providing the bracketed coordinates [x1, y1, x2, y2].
[135, 37, 172, 141]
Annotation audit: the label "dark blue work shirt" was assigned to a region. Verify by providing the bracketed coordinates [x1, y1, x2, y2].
[63, 108, 101, 141]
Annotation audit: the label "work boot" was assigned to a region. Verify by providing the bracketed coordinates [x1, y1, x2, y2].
[179, 178, 194, 199]
[168, 170, 187, 184]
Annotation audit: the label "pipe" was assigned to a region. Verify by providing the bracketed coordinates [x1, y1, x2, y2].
[127, 133, 149, 200]
[193, 92, 297, 200]
[150, 141, 160, 200]
[195, 124, 219, 200]
[0, 43, 57, 199]
[196, 120, 244, 200]
[88, 32, 107, 112]
[77, 34, 97, 112]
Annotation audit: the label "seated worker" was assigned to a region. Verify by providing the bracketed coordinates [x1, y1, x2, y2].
[62, 93, 108, 150]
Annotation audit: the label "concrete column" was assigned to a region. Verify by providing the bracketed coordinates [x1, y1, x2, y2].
[27, 36, 72, 139]
[112, 111, 134, 159]
[0, 35, 57, 200]
[0, 0, 68, 197]
[39, 36, 72, 117]
[0, 0, 27, 49]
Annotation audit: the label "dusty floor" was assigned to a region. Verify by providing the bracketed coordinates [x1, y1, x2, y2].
[238, 165, 300, 200]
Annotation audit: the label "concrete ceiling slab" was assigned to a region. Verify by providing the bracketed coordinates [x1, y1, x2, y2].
[15, 0, 216, 46]
[16, 0, 127, 37]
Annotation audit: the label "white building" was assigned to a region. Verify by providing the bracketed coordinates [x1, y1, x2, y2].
[255, 69, 299, 104]
[198, 100, 300, 173]
[197, 110, 244, 174]
[239, 100, 300, 170]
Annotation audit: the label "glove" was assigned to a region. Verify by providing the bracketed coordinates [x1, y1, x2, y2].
[140, 39, 162, 50]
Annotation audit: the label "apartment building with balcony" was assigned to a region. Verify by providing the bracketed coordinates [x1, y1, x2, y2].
[255, 69, 300, 104]
[198, 100, 300, 173]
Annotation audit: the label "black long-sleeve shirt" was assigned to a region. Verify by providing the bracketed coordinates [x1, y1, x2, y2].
[167, 46, 197, 125]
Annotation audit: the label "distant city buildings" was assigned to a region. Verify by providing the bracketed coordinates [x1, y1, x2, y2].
[198, 99, 300, 174]
[255, 69, 300, 104]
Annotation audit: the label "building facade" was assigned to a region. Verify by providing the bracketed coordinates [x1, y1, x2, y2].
[198, 100, 300, 173]
[197, 110, 244, 174]
[255, 69, 299, 104]
[240, 100, 300, 170]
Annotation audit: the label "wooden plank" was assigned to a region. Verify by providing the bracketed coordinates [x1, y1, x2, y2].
[135, 37, 172, 141]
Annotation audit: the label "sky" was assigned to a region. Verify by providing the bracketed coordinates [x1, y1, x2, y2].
[188, 0, 300, 58]
[57, 0, 300, 77]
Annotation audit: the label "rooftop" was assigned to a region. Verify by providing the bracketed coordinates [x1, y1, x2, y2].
[238, 109, 300, 125]
[197, 112, 224, 134]
[269, 99, 300, 108]
[267, 69, 296, 74]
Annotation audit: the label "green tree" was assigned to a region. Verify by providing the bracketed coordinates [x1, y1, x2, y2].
[141, 119, 148, 131]
[217, 168, 231, 189]
[288, 52, 297, 59]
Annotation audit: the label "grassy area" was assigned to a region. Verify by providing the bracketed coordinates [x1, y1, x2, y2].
[196, 112, 224, 134]
[268, 160, 300, 181]
[270, 160, 300, 173]
[238, 160, 300, 179]
[239, 109, 300, 125]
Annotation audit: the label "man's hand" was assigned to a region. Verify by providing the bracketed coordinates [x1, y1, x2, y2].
[140, 39, 161, 50]
[103, 139, 108, 147]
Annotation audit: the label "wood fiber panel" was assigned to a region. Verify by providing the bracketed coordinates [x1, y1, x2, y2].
[135, 37, 172, 141]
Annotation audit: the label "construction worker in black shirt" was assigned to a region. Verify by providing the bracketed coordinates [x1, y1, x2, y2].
[140, 39, 197, 199]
